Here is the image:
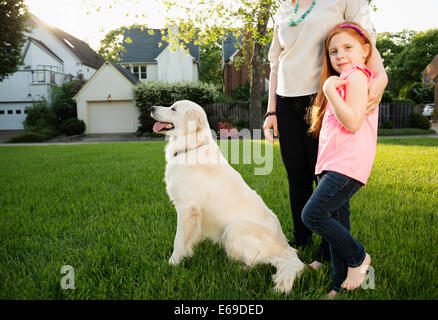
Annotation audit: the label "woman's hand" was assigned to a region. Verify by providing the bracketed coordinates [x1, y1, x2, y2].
[263, 114, 278, 145]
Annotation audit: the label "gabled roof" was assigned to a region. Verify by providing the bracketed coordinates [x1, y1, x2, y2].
[27, 13, 105, 70]
[24, 37, 63, 63]
[109, 61, 139, 85]
[222, 32, 242, 64]
[119, 28, 200, 63]
[73, 61, 138, 100]
[423, 54, 438, 81]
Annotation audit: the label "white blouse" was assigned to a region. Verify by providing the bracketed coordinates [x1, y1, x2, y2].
[268, 0, 376, 97]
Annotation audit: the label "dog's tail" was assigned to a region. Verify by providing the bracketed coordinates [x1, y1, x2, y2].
[269, 248, 306, 295]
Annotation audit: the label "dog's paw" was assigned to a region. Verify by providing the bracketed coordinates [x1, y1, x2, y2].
[169, 254, 181, 266]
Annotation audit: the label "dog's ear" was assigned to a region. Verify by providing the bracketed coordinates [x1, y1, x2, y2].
[183, 109, 207, 134]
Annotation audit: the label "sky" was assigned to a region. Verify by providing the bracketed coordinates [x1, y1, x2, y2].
[24, 0, 438, 50]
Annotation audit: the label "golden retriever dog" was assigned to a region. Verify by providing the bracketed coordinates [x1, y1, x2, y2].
[150, 100, 306, 294]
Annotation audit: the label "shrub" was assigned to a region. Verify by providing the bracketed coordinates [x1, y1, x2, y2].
[134, 81, 216, 133]
[231, 82, 250, 101]
[405, 82, 434, 105]
[382, 119, 395, 129]
[50, 79, 85, 125]
[23, 99, 58, 130]
[381, 90, 394, 103]
[59, 118, 86, 136]
[410, 112, 431, 129]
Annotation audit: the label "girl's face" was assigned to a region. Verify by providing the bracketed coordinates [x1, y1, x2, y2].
[328, 31, 370, 74]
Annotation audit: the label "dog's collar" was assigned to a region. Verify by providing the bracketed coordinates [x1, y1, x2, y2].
[173, 141, 210, 157]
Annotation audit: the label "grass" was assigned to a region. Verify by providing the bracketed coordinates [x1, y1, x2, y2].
[0, 138, 437, 300]
[378, 128, 436, 136]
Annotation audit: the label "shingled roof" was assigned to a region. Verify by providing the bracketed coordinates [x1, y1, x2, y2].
[27, 13, 105, 70]
[119, 28, 200, 63]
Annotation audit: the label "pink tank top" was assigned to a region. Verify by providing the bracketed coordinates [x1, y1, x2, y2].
[315, 65, 378, 185]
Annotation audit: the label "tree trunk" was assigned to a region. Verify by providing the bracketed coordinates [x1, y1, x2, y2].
[249, 1, 270, 137]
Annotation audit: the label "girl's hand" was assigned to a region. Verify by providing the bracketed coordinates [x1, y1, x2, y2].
[263, 114, 278, 145]
[323, 76, 349, 94]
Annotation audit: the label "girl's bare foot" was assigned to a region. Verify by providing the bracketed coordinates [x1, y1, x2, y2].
[341, 253, 371, 290]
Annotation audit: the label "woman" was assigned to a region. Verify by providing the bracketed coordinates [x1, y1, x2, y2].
[263, 0, 387, 268]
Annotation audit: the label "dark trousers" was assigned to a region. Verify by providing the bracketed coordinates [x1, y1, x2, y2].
[276, 94, 330, 263]
[302, 171, 365, 291]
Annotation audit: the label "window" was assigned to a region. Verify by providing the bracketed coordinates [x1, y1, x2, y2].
[16, 110, 22, 114]
[426, 74, 430, 84]
[8, 110, 13, 114]
[140, 66, 147, 79]
[0, 110, 4, 115]
[133, 66, 139, 79]
[132, 65, 147, 80]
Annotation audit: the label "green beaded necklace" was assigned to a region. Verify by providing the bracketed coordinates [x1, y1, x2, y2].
[289, 0, 316, 27]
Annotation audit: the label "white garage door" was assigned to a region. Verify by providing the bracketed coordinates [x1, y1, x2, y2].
[88, 101, 139, 133]
[0, 103, 29, 130]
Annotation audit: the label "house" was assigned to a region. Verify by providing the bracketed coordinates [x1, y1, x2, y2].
[221, 32, 270, 96]
[74, 61, 140, 134]
[0, 13, 104, 130]
[119, 28, 200, 83]
[422, 54, 438, 110]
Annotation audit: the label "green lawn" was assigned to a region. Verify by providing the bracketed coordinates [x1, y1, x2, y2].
[0, 138, 437, 300]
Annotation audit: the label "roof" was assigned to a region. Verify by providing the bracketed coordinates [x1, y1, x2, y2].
[221, 31, 272, 66]
[73, 61, 138, 100]
[119, 28, 200, 63]
[423, 54, 438, 81]
[25, 37, 63, 63]
[27, 13, 105, 70]
[109, 61, 139, 85]
[222, 32, 242, 63]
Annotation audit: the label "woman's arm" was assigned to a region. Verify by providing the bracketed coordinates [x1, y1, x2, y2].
[323, 70, 369, 132]
[366, 46, 388, 109]
[263, 70, 279, 144]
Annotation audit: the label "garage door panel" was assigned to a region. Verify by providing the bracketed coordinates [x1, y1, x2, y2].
[88, 102, 138, 133]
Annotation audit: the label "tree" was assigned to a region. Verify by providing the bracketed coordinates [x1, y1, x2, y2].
[391, 29, 438, 96]
[0, 0, 29, 81]
[87, 0, 376, 133]
[97, 24, 148, 62]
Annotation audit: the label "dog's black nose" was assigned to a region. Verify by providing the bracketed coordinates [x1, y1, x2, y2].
[151, 106, 156, 113]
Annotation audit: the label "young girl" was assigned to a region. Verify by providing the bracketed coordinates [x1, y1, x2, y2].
[301, 22, 380, 298]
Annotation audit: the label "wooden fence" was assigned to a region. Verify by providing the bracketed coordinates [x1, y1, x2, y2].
[205, 101, 415, 129]
[378, 102, 413, 128]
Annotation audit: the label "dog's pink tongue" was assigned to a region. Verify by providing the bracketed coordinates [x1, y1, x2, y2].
[153, 122, 166, 133]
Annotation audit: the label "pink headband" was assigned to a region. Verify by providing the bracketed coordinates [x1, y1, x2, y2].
[331, 24, 368, 43]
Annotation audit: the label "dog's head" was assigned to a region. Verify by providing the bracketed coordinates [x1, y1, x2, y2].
[150, 100, 209, 137]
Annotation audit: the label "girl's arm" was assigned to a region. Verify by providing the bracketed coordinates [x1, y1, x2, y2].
[323, 70, 369, 132]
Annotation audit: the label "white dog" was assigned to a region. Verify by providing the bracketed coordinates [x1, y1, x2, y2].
[150, 100, 306, 294]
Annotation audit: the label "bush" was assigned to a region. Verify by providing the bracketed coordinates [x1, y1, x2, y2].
[50, 79, 85, 125]
[231, 82, 250, 102]
[23, 99, 58, 130]
[59, 118, 86, 136]
[381, 90, 394, 103]
[382, 119, 395, 129]
[410, 112, 431, 129]
[134, 81, 216, 133]
[405, 82, 434, 105]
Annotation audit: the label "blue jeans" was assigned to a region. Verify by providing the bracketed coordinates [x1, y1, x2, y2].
[301, 171, 366, 292]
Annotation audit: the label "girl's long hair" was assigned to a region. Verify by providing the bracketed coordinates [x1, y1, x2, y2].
[307, 21, 373, 138]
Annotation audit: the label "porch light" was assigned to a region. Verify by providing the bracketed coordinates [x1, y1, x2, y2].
[107, 94, 112, 103]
